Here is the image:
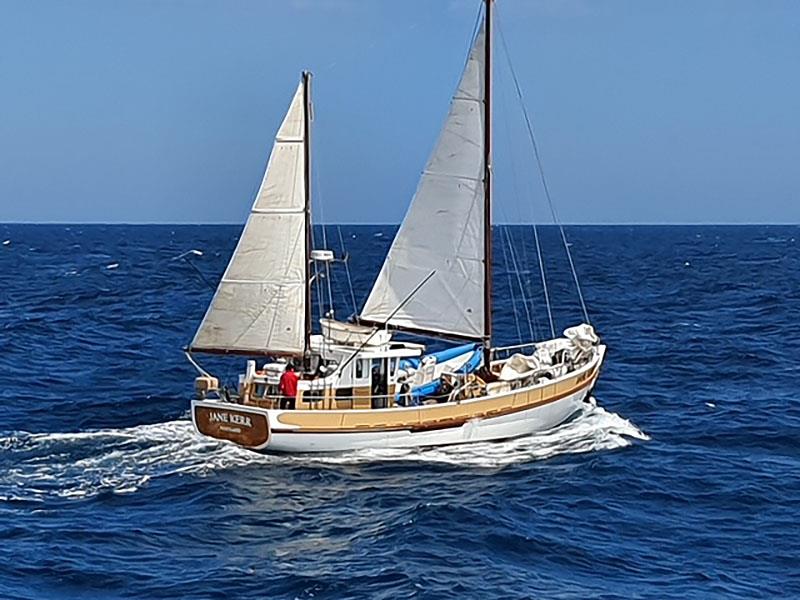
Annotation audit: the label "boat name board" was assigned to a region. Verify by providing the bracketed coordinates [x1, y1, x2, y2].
[208, 410, 253, 428]
[194, 405, 270, 449]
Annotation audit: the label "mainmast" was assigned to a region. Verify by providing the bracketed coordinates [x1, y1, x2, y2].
[302, 71, 313, 359]
[482, 0, 493, 368]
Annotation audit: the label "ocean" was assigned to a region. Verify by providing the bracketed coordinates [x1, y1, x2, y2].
[0, 224, 798, 599]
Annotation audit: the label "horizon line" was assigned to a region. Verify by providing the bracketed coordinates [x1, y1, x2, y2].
[1, 221, 798, 227]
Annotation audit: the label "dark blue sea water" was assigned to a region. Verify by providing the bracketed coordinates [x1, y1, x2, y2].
[1, 224, 798, 599]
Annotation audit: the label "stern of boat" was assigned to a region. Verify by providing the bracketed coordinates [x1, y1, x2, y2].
[191, 400, 271, 451]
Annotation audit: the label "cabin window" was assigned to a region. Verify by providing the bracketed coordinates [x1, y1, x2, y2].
[371, 358, 389, 398]
[253, 383, 267, 398]
[355, 359, 369, 382]
[335, 387, 354, 409]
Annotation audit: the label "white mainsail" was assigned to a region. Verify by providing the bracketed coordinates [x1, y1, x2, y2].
[360, 26, 486, 339]
[191, 82, 308, 355]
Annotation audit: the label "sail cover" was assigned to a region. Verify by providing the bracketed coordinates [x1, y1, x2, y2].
[191, 83, 308, 355]
[360, 27, 486, 339]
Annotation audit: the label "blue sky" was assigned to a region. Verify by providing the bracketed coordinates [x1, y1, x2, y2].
[0, 0, 798, 224]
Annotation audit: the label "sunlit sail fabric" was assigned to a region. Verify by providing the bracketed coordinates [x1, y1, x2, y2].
[361, 27, 486, 339]
[191, 83, 307, 355]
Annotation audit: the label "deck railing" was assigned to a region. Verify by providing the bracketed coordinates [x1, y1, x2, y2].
[490, 341, 539, 362]
[243, 392, 404, 410]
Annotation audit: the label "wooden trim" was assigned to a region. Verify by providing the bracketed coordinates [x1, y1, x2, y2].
[352, 386, 372, 410]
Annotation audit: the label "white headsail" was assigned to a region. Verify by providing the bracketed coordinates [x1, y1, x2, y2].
[191, 82, 308, 355]
[360, 26, 486, 339]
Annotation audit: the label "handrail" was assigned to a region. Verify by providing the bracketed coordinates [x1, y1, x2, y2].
[492, 341, 540, 353]
[250, 392, 402, 403]
[490, 341, 540, 361]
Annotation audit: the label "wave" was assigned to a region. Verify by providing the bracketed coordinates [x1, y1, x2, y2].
[0, 399, 647, 502]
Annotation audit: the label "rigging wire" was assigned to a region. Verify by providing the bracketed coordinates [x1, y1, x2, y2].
[301, 5, 484, 327]
[307, 89, 358, 322]
[531, 214, 556, 338]
[310, 226, 326, 325]
[312, 177, 336, 317]
[503, 226, 535, 342]
[310, 112, 337, 319]
[337, 225, 359, 318]
[308, 191, 328, 328]
[492, 15, 554, 338]
[498, 224, 523, 342]
[496, 63, 543, 341]
[495, 8, 590, 325]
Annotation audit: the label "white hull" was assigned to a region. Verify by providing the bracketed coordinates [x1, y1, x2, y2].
[265, 385, 589, 453]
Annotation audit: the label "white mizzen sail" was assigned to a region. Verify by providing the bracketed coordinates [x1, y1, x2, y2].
[191, 82, 308, 355]
[360, 26, 486, 339]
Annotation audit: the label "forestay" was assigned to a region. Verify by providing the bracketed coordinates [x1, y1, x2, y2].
[191, 83, 308, 355]
[360, 26, 486, 340]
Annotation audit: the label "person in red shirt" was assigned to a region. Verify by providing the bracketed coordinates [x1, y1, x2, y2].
[279, 362, 298, 410]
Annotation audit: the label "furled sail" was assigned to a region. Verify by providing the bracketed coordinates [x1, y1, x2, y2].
[191, 83, 308, 355]
[360, 26, 486, 339]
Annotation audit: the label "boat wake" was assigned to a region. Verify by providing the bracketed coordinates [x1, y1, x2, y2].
[0, 420, 263, 502]
[0, 399, 647, 502]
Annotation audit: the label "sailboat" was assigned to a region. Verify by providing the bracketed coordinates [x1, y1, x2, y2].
[188, 1, 605, 453]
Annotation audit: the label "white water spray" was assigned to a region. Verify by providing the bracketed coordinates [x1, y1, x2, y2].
[0, 399, 647, 501]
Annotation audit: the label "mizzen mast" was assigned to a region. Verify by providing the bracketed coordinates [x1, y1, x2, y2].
[302, 71, 313, 359]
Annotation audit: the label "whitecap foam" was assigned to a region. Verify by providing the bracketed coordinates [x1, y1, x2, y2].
[0, 400, 647, 500]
